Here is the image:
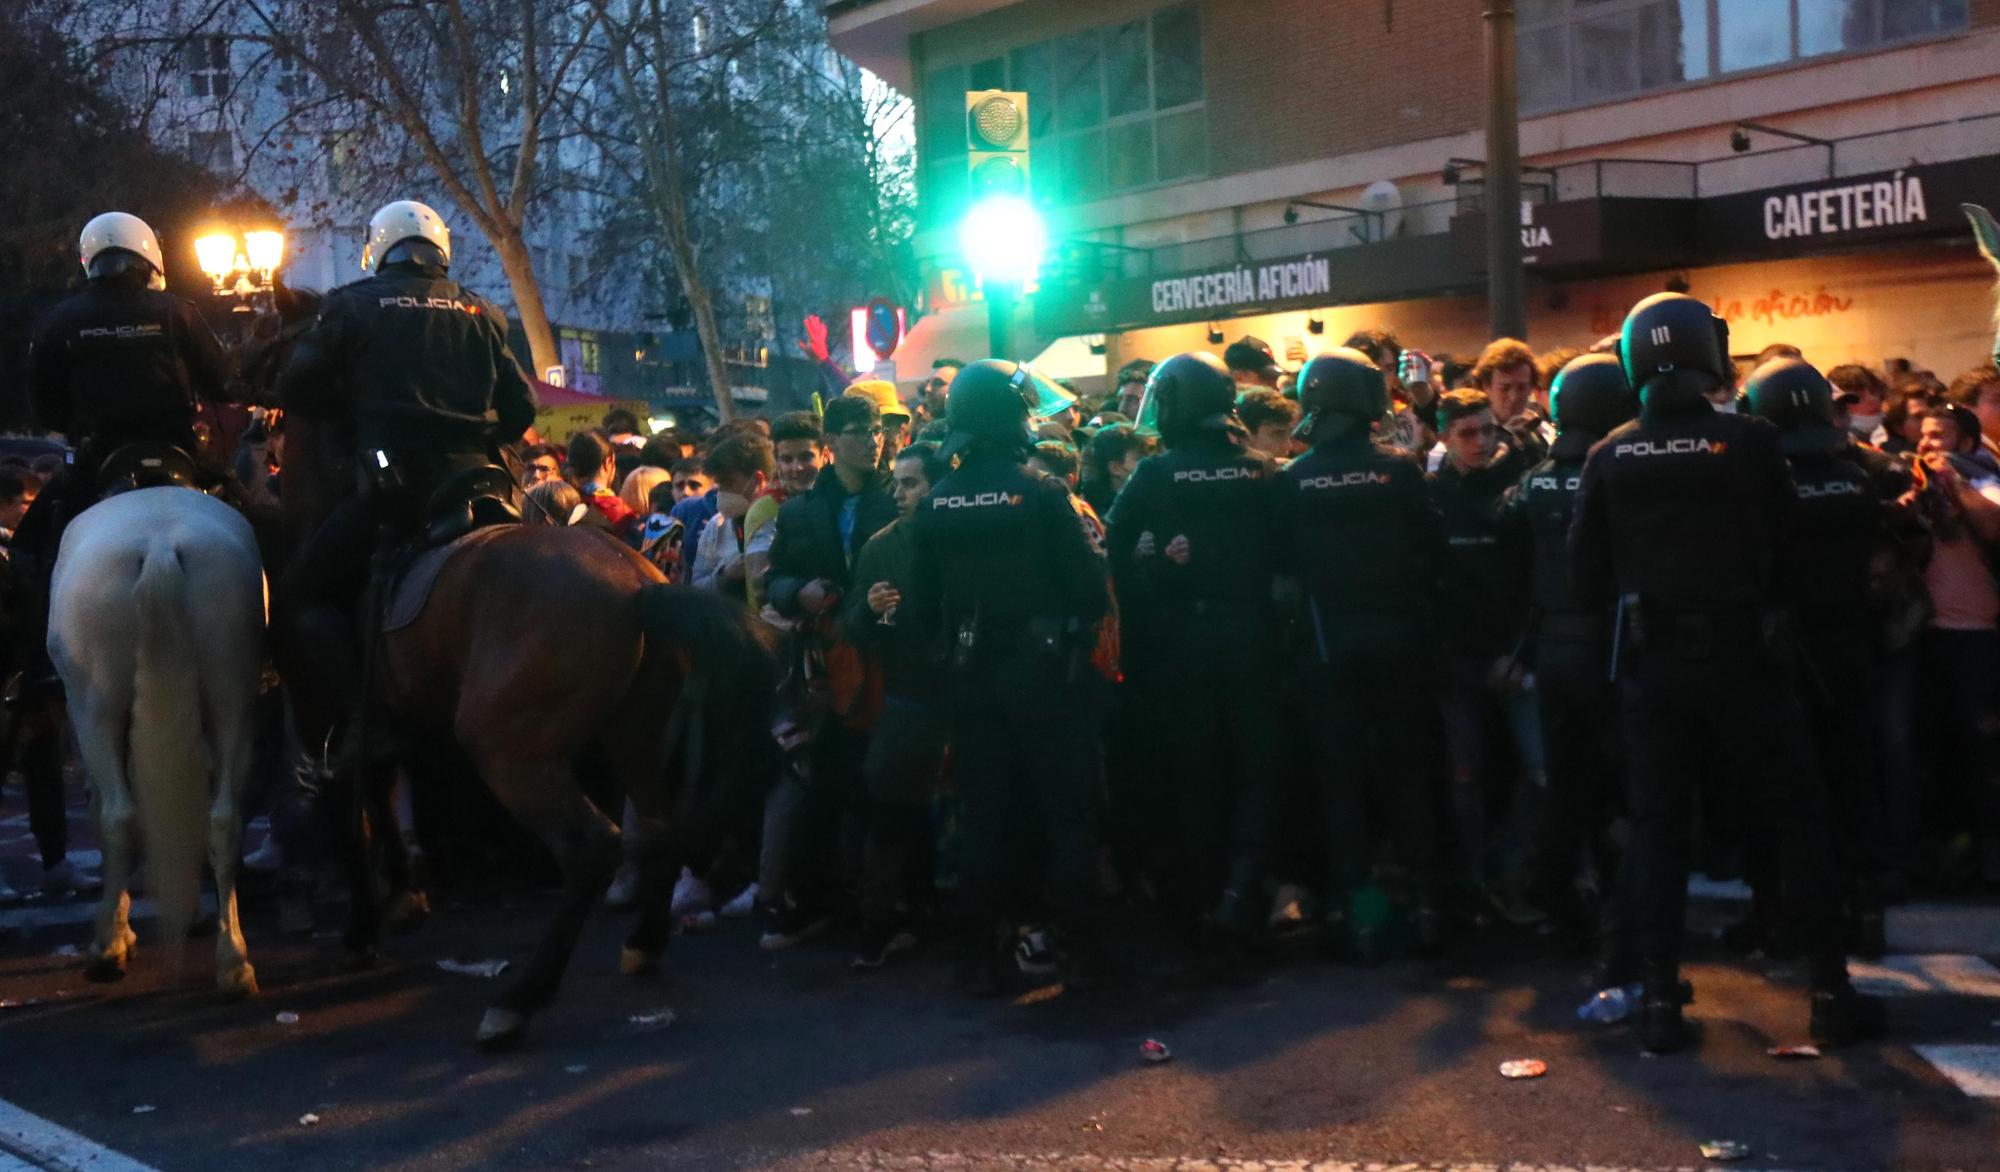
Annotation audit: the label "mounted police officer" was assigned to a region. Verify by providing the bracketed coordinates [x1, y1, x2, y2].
[1571, 293, 1884, 1052]
[1744, 357, 1892, 959]
[1107, 352, 1284, 944]
[17, 212, 234, 690]
[902, 360, 1113, 994]
[1500, 353, 1635, 958]
[1274, 348, 1444, 960]
[275, 200, 537, 760]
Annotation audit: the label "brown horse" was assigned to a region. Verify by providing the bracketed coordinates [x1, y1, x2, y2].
[256, 291, 778, 1047]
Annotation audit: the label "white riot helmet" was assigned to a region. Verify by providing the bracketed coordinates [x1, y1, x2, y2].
[361, 200, 451, 271]
[79, 212, 166, 290]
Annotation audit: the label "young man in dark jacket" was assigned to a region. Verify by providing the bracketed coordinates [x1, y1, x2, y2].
[759, 394, 898, 946]
[1427, 388, 1541, 925]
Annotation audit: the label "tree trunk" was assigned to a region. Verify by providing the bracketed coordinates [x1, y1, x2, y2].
[489, 228, 561, 381]
[679, 257, 738, 425]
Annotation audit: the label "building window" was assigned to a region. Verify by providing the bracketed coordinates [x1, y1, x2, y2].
[184, 35, 231, 98]
[188, 129, 234, 173]
[274, 51, 309, 98]
[919, 2, 1205, 221]
[1519, 0, 1966, 114]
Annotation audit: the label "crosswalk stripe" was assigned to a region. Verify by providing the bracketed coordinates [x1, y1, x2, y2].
[1914, 1044, 2000, 1098]
[0, 1098, 156, 1172]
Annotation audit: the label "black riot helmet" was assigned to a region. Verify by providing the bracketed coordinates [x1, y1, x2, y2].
[942, 359, 1036, 459]
[1744, 356, 1846, 455]
[1291, 348, 1389, 445]
[1141, 352, 1238, 446]
[1547, 353, 1636, 459]
[1619, 292, 1732, 410]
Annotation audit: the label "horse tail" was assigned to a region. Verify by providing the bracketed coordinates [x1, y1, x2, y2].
[129, 538, 209, 959]
[638, 585, 781, 833]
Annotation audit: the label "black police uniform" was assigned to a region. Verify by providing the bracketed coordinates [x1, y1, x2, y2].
[19, 273, 233, 561]
[1500, 355, 1635, 924]
[274, 258, 536, 733]
[1106, 432, 1284, 929]
[904, 442, 1111, 979]
[1275, 429, 1445, 926]
[1570, 296, 1859, 1047]
[1745, 359, 1896, 951]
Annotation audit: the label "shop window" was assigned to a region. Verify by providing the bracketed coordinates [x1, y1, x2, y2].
[1717, 0, 1791, 73]
[1574, 11, 1641, 102]
[1053, 30, 1103, 133]
[1059, 129, 1106, 203]
[922, 3, 1206, 209]
[968, 56, 1005, 92]
[1107, 120, 1155, 191]
[1156, 108, 1206, 183]
[1105, 19, 1151, 119]
[1151, 3, 1203, 110]
[1520, 0, 1966, 113]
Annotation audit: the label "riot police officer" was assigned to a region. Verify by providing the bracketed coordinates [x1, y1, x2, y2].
[1744, 357, 1891, 958]
[1274, 348, 1445, 959]
[1571, 293, 1883, 1052]
[1501, 353, 1635, 957]
[902, 359, 1113, 993]
[17, 212, 233, 685]
[1107, 352, 1283, 941]
[275, 200, 537, 758]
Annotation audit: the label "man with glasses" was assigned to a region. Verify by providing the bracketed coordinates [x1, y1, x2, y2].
[521, 443, 564, 488]
[762, 394, 899, 947]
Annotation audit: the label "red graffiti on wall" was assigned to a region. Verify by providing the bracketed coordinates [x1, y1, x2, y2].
[1588, 285, 1856, 336]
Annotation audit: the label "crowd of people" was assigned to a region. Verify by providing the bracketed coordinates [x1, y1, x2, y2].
[13, 204, 1999, 1058]
[488, 304, 1998, 1051]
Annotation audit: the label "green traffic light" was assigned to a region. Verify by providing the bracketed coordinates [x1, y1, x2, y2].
[959, 194, 1046, 286]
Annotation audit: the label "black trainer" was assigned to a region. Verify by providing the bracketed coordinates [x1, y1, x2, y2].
[850, 923, 916, 971]
[1639, 993, 1694, 1054]
[757, 894, 831, 951]
[1810, 985, 1888, 1047]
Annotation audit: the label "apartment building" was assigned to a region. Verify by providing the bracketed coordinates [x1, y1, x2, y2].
[830, 0, 2000, 390]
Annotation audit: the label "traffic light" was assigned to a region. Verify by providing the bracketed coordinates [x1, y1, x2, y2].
[965, 90, 1030, 199]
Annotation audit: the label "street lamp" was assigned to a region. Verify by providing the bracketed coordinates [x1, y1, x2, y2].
[959, 193, 1046, 362]
[195, 226, 286, 305]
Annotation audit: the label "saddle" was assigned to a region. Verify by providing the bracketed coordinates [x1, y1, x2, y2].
[378, 464, 523, 634]
[94, 442, 202, 497]
[418, 464, 522, 548]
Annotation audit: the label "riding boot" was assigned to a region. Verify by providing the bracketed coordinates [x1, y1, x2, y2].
[1639, 964, 1694, 1054]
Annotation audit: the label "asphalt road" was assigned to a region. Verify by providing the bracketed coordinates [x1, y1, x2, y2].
[2, 864, 1998, 1172]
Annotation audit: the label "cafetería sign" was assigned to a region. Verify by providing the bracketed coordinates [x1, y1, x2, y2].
[1700, 154, 2000, 257]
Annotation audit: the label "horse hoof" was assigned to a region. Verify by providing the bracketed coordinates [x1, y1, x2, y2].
[619, 946, 659, 977]
[475, 1007, 529, 1050]
[83, 955, 127, 983]
[385, 891, 431, 935]
[218, 965, 259, 1000]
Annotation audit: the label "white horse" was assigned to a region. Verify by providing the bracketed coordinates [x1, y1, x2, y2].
[50, 486, 266, 996]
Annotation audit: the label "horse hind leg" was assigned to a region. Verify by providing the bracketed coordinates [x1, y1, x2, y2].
[619, 812, 682, 978]
[206, 704, 258, 998]
[470, 755, 620, 1050]
[72, 692, 138, 982]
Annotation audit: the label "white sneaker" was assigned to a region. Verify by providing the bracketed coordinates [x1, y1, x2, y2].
[720, 882, 759, 919]
[668, 867, 713, 919]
